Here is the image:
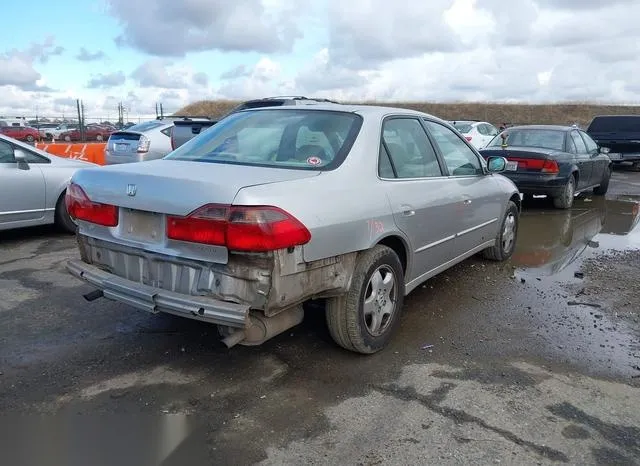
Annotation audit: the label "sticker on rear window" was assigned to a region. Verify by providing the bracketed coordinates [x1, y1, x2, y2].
[306, 156, 322, 166]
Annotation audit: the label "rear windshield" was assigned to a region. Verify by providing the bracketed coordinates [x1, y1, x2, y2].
[451, 123, 473, 133]
[587, 116, 640, 133]
[487, 129, 565, 151]
[127, 121, 166, 132]
[165, 109, 363, 170]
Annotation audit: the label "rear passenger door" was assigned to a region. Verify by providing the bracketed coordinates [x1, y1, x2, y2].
[422, 120, 505, 258]
[379, 117, 461, 284]
[580, 130, 607, 185]
[569, 130, 592, 189]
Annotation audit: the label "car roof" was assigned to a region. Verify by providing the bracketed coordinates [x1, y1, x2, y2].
[504, 124, 575, 132]
[241, 103, 443, 120]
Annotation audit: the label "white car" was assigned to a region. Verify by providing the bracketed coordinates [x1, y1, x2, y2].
[450, 120, 499, 150]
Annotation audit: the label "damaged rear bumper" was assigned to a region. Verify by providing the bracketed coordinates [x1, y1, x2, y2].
[67, 259, 250, 328]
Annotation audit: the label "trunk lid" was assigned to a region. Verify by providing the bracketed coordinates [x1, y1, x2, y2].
[481, 147, 557, 173]
[72, 159, 321, 216]
[107, 131, 143, 156]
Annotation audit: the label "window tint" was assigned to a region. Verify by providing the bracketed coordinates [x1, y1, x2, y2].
[477, 124, 489, 136]
[165, 109, 362, 171]
[580, 131, 599, 152]
[570, 131, 587, 154]
[588, 116, 640, 133]
[487, 129, 565, 151]
[423, 120, 483, 176]
[486, 124, 499, 136]
[380, 118, 442, 178]
[17, 148, 50, 164]
[0, 140, 14, 163]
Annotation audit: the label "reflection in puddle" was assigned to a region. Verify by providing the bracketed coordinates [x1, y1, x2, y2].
[512, 196, 640, 277]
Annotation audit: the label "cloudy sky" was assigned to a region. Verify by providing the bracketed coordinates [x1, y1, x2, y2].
[2, 0, 639, 119]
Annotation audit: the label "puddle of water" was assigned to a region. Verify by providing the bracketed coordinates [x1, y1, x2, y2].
[512, 195, 640, 280]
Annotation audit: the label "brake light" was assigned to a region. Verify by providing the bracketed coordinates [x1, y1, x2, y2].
[137, 135, 150, 153]
[167, 204, 311, 252]
[65, 183, 119, 227]
[465, 136, 473, 142]
[504, 157, 559, 173]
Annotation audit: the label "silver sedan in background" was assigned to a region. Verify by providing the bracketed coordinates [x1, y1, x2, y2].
[0, 134, 95, 232]
[105, 117, 211, 165]
[66, 105, 521, 354]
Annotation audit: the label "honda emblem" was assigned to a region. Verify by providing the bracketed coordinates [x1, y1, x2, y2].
[126, 184, 137, 196]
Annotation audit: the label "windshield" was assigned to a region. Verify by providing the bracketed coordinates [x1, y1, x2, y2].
[127, 121, 165, 132]
[488, 129, 565, 151]
[165, 109, 363, 170]
[451, 122, 473, 133]
[588, 116, 640, 133]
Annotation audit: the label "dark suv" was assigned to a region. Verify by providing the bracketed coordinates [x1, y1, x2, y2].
[170, 96, 340, 149]
[586, 115, 640, 168]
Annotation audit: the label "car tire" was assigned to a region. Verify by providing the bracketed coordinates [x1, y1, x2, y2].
[55, 191, 76, 234]
[593, 166, 612, 195]
[25, 135, 34, 143]
[325, 245, 404, 354]
[483, 200, 519, 261]
[96, 135, 103, 142]
[64, 135, 71, 142]
[552, 174, 576, 209]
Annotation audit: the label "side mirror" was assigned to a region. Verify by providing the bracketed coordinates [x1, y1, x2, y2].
[14, 149, 29, 169]
[486, 156, 507, 173]
[599, 146, 610, 154]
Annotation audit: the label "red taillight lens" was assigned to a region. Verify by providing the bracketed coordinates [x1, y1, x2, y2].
[65, 183, 119, 227]
[541, 159, 560, 174]
[166, 204, 311, 252]
[465, 136, 473, 141]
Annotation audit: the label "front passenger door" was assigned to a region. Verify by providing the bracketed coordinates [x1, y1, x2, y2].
[0, 140, 46, 226]
[422, 120, 505, 257]
[580, 130, 607, 185]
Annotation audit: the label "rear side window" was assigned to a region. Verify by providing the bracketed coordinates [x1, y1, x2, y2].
[588, 116, 640, 133]
[165, 109, 362, 171]
[379, 118, 443, 178]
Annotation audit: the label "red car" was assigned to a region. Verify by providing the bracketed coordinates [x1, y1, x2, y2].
[0, 126, 40, 143]
[60, 125, 114, 142]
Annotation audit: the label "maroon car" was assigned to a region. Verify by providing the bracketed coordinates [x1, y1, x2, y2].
[60, 125, 114, 142]
[0, 126, 40, 143]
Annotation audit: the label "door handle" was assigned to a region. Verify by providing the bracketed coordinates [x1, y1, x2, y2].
[400, 205, 415, 216]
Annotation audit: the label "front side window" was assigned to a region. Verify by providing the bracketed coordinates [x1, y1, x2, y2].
[580, 131, 599, 153]
[0, 140, 14, 163]
[379, 118, 443, 179]
[570, 131, 588, 154]
[165, 109, 362, 171]
[424, 120, 483, 176]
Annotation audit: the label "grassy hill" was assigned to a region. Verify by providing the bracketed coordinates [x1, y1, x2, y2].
[177, 100, 640, 127]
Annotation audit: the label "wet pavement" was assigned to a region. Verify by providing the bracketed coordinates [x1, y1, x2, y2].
[0, 168, 639, 465]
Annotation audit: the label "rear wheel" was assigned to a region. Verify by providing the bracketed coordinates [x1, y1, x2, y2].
[553, 174, 576, 209]
[593, 166, 612, 195]
[483, 200, 519, 261]
[326, 245, 404, 354]
[25, 135, 35, 143]
[96, 134, 104, 142]
[64, 135, 71, 142]
[55, 191, 76, 233]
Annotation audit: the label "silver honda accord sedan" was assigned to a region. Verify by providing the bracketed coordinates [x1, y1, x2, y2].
[65, 105, 520, 354]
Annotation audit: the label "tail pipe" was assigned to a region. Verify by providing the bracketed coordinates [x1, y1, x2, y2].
[221, 306, 304, 348]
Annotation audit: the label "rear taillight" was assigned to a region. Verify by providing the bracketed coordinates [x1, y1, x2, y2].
[505, 157, 559, 173]
[170, 130, 175, 150]
[167, 204, 311, 252]
[541, 159, 559, 174]
[137, 135, 150, 153]
[65, 183, 119, 227]
[465, 136, 473, 142]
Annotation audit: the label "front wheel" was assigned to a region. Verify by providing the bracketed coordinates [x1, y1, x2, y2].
[96, 134, 104, 141]
[326, 245, 404, 354]
[553, 174, 576, 209]
[25, 135, 35, 143]
[483, 200, 519, 261]
[593, 167, 612, 195]
[55, 192, 76, 233]
[64, 135, 71, 142]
